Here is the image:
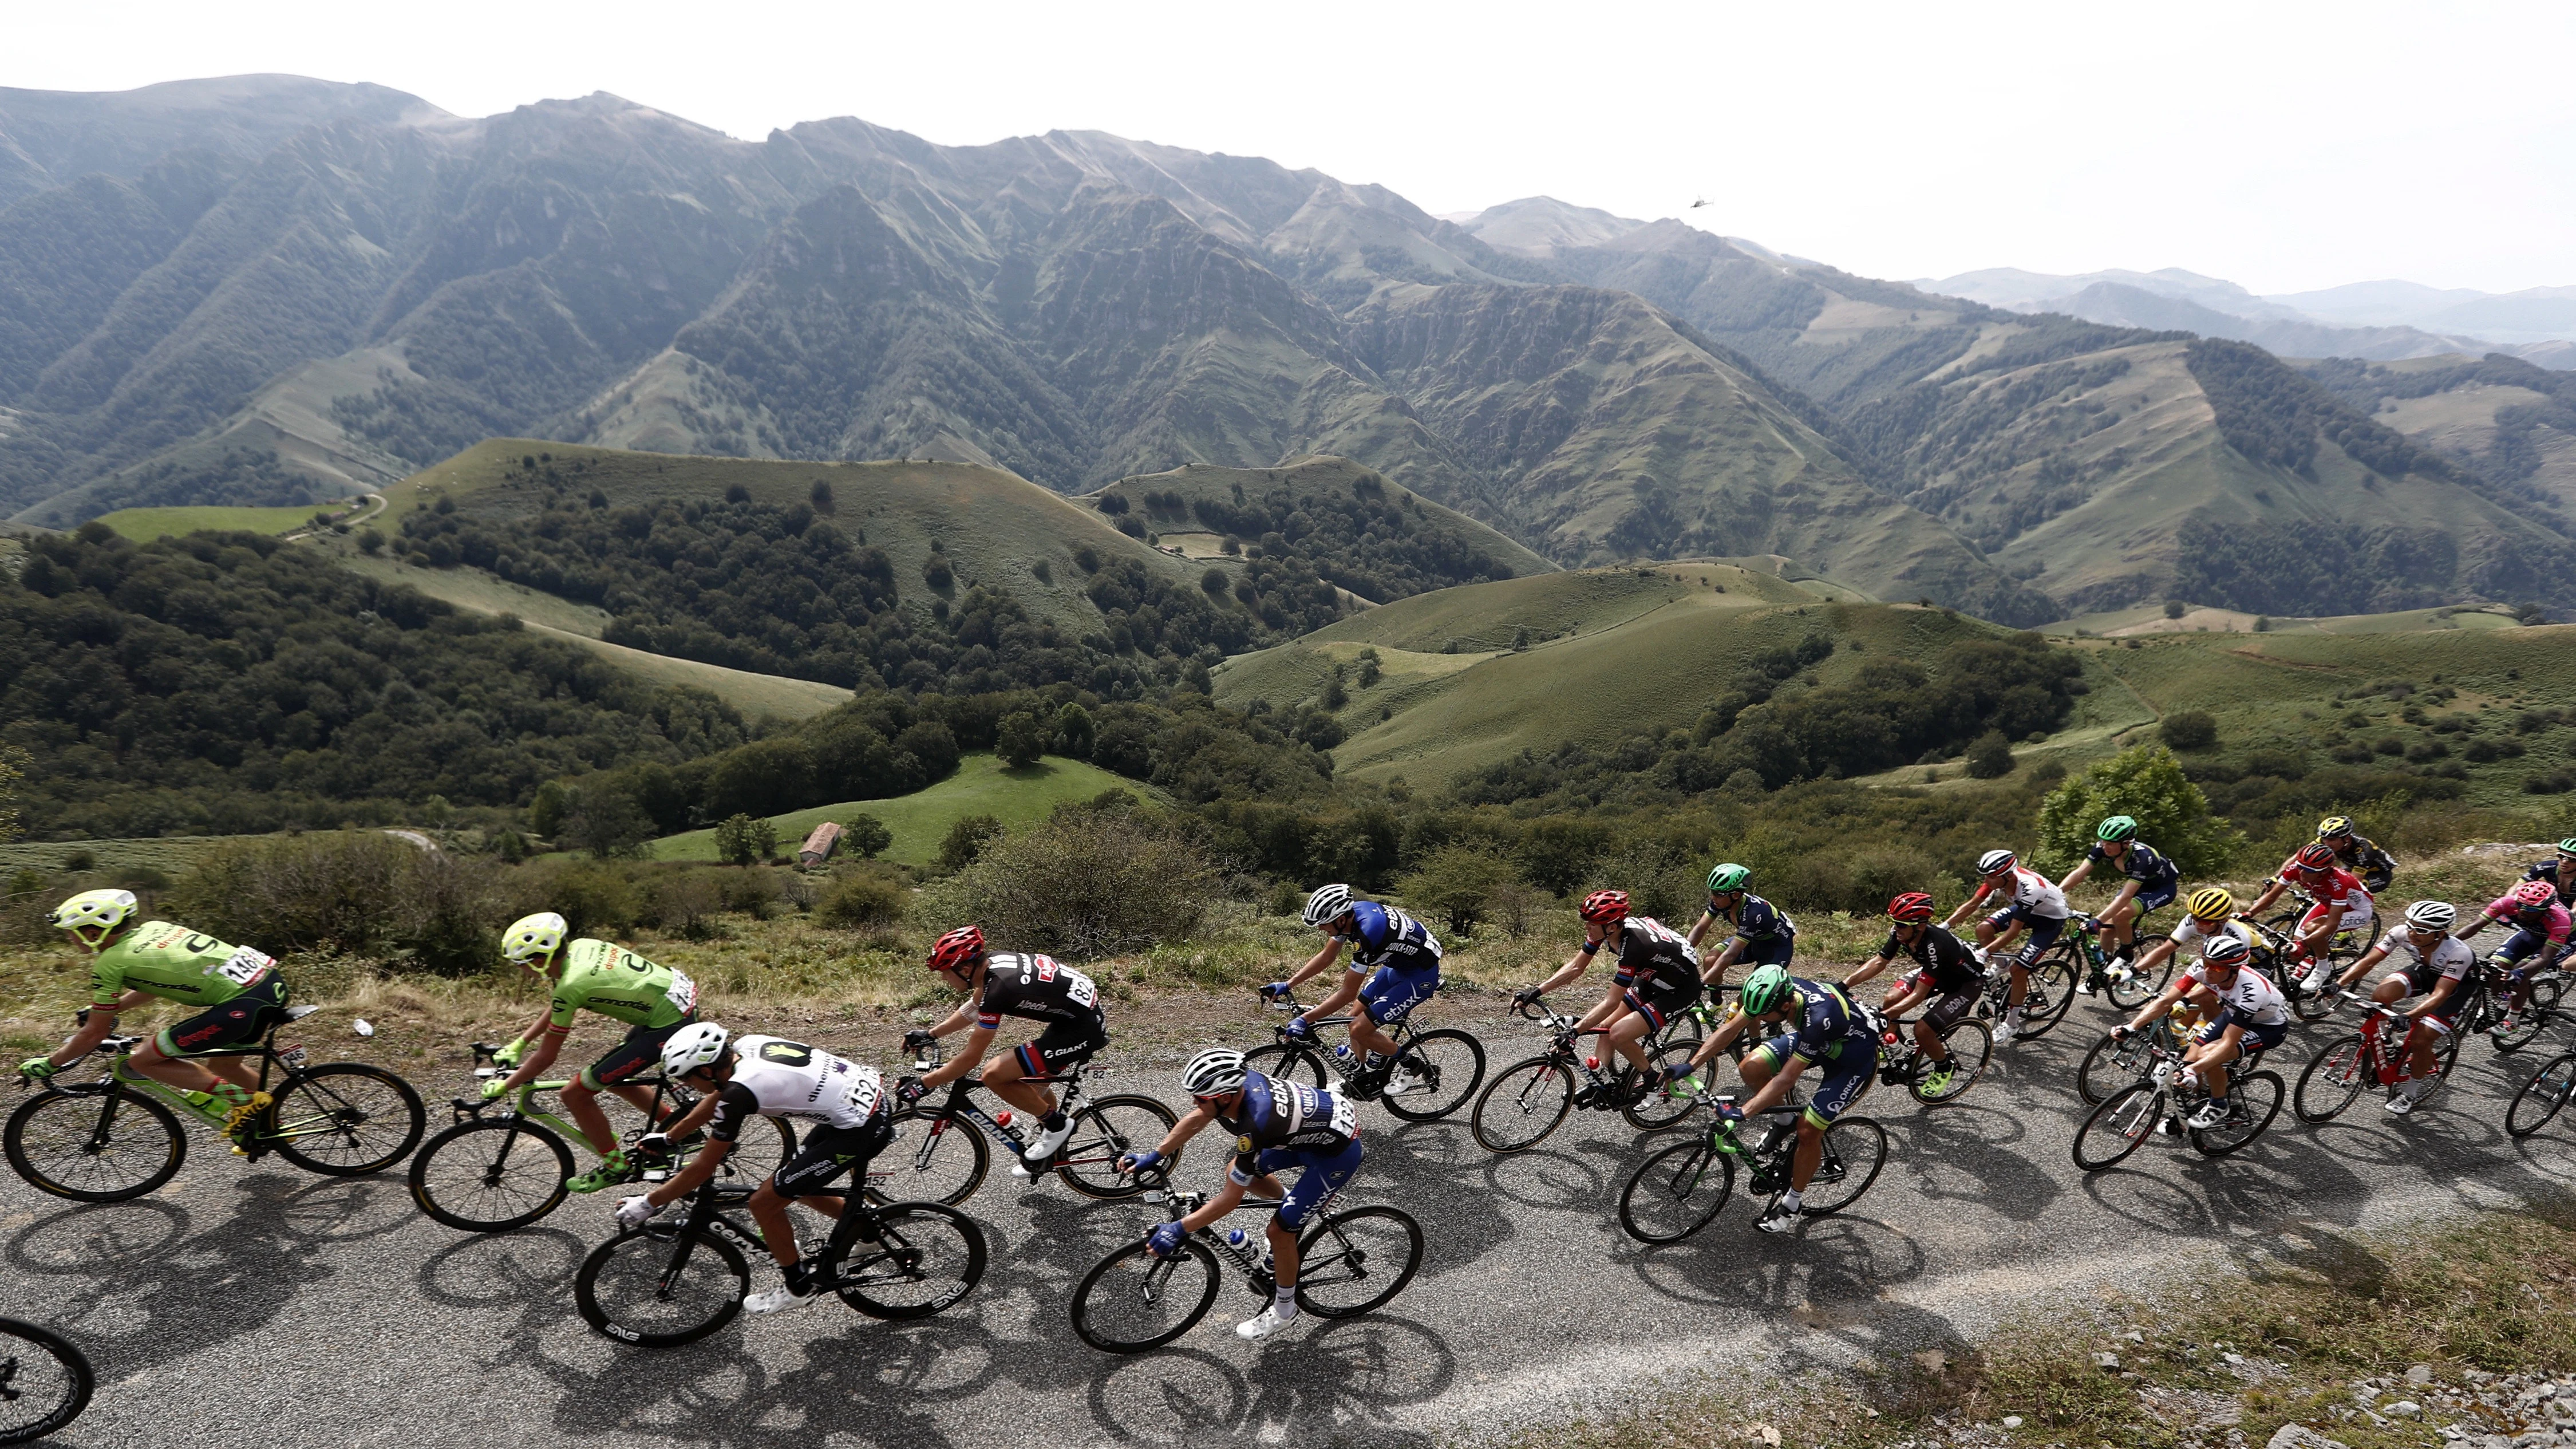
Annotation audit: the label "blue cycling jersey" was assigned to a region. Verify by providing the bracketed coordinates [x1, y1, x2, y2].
[1710, 891, 1796, 946]
[1222, 1071, 1359, 1182]
[2087, 839, 2180, 887]
[1774, 977, 1874, 1064]
[1338, 900, 1443, 973]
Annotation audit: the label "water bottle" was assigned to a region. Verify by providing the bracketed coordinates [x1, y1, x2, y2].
[994, 1110, 1015, 1129]
[1332, 1044, 1354, 1065]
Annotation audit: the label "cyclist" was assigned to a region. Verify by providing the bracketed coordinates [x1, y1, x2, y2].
[1843, 892, 1981, 1099]
[1682, 964, 1879, 1234]
[1515, 890, 1702, 1102]
[2330, 899, 2472, 1115]
[20, 890, 290, 1148]
[484, 912, 699, 1193]
[2108, 935, 2288, 1129]
[1263, 885, 1443, 1097]
[1941, 848, 2071, 1044]
[2053, 815, 2181, 982]
[2518, 838, 2576, 908]
[904, 925, 1107, 1179]
[1687, 863, 1797, 993]
[2457, 878, 2569, 1021]
[612, 1023, 890, 1313]
[2316, 815, 2397, 893]
[2245, 843, 2376, 988]
[1118, 1048, 1362, 1342]
[2127, 887, 2260, 992]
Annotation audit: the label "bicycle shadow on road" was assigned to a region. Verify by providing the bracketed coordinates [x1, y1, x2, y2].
[1882, 1106, 2061, 1223]
[1080, 1313, 1452, 1448]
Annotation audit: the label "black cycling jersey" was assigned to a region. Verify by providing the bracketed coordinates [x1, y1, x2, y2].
[1878, 923, 1982, 993]
[2332, 836, 2396, 892]
[975, 951, 1104, 1031]
[1593, 915, 1697, 994]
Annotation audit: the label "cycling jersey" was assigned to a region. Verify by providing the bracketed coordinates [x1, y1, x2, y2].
[2520, 860, 2576, 907]
[548, 940, 696, 1030]
[1974, 867, 2070, 921]
[977, 951, 1103, 1031]
[1596, 915, 1698, 995]
[1334, 901, 1444, 973]
[1709, 893, 1797, 951]
[2328, 836, 2396, 892]
[2167, 917, 2255, 952]
[2282, 862, 2370, 914]
[2482, 895, 2573, 945]
[2087, 839, 2180, 889]
[706, 1036, 886, 1141]
[2176, 965, 2289, 1028]
[2374, 927, 2474, 1001]
[1878, 924, 1981, 993]
[87, 921, 275, 1009]
[1762, 978, 1874, 1065]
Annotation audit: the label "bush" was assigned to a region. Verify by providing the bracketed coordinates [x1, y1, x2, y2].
[841, 813, 892, 859]
[646, 868, 731, 939]
[167, 832, 501, 972]
[937, 815, 1005, 873]
[996, 711, 1048, 768]
[1964, 732, 2017, 779]
[1398, 844, 1524, 936]
[818, 866, 908, 930]
[2033, 744, 2245, 876]
[918, 810, 1218, 960]
[1587, 838, 1705, 925]
[713, 812, 777, 867]
[2159, 710, 2219, 751]
[501, 858, 643, 939]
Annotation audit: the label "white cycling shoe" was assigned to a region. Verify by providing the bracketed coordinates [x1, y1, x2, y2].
[1382, 1067, 1423, 1096]
[745, 1276, 819, 1314]
[2184, 1099, 2230, 1130]
[1236, 1306, 1297, 1341]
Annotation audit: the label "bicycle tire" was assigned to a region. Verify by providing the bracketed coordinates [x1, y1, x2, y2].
[1382, 1029, 1486, 1123]
[265, 1064, 425, 1176]
[2191, 1071, 2283, 1157]
[1797, 1116, 1887, 1215]
[2506, 1052, 2576, 1138]
[1470, 1056, 1574, 1154]
[2076, 1030, 2155, 1107]
[836, 1203, 986, 1320]
[0, 1317, 94, 1446]
[1911, 1020, 1991, 1105]
[709, 1114, 796, 1189]
[1295, 1204, 1423, 1318]
[1621, 1039, 1706, 1131]
[1056, 1095, 1178, 1199]
[2016, 947, 2081, 1039]
[874, 1107, 989, 1206]
[408, 1117, 574, 1231]
[2073, 1083, 2164, 1171]
[1243, 1043, 1330, 1090]
[1617, 1136, 1735, 1244]
[575, 1223, 749, 1348]
[2105, 951, 2173, 1012]
[2290, 972, 2340, 1023]
[2292, 1032, 2370, 1123]
[5, 1085, 186, 1202]
[2491, 974, 2563, 1054]
[1071, 1238, 1222, 1353]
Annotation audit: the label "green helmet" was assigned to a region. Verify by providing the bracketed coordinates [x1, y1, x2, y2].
[2558, 837, 2576, 857]
[2095, 815, 2138, 843]
[1706, 863, 1752, 894]
[1738, 964, 1792, 1017]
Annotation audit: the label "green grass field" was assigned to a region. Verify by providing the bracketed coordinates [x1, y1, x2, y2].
[92, 503, 353, 543]
[0, 836, 251, 876]
[646, 753, 1156, 864]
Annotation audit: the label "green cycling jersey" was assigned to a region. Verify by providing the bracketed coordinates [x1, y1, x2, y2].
[88, 921, 277, 1009]
[547, 938, 696, 1031]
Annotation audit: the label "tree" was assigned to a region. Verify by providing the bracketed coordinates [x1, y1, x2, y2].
[1398, 844, 1523, 936]
[562, 782, 654, 859]
[997, 710, 1048, 768]
[1201, 567, 1229, 595]
[2163, 600, 2187, 619]
[2034, 743, 2245, 876]
[1318, 666, 1348, 712]
[0, 745, 25, 843]
[1964, 732, 2016, 779]
[1356, 647, 1382, 688]
[713, 812, 777, 867]
[2160, 710, 2219, 750]
[357, 528, 385, 555]
[1054, 702, 1096, 760]
[938, 814, 1006, 873]
[528, 780, 570, 839]
[841, 813, 892, 859]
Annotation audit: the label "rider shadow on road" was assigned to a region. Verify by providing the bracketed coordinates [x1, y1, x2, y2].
[1882, 1107, 2061, 1223]
[1081, 1313, 1453, 1448]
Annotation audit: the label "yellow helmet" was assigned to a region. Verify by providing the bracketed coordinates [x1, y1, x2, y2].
[500, 911, 569, 965]
[2186, 887, 2235, 922]
[50, 889, 139, 947]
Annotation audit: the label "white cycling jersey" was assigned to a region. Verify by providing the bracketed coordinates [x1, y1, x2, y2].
[2372, 928, 2474, 984]
[2176, 965, 2289, 1028]
[1984, 867, 2069, 921]
[707, 1035, 884, 1142]
[2167, 917, 2255, 951]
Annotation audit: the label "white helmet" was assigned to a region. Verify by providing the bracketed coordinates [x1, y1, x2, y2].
[1976, 849, 2018, 876]
[1302, 884, 1353, 929]
[50, 889, 139, 946]
[2199, 935, 2251, 969]
[2402, 900, 2458, 933]
[1180, 1048, 1247, 1099]
[660, 1022, 732, 1079]
[500, 911, 568, 965]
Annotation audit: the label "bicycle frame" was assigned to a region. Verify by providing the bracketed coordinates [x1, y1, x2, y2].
[1260, 985, 1435, 1084]
[49, 1012, 322, 1153]
[895, 1039, 1094, 1167]
[456, 1041, 685, 1159]
[1511, 997, 1693, 1100]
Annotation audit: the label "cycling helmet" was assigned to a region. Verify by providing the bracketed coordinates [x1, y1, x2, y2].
[2199, 935, 2251, 970]
[1301, 884, 1353, 929]
[500, 911, 568, 965]
[2317, 815, 2356, 841]
[49, 889, 139, 947]
[2401, 900, 2458, 933]
[927, 925, 987, 973]
[1977, 849, 2018, 877]
[1578, 889, 1631, 925]
[2293, 842, 2338, 873]
[2186, 887, 2235, 922]
[2095, 815, 2139, 843]
[660, 1022, 731, 1079]
[1705, 863, 1752, 894]
[1180, 1048, 1247, 1099]
[2511, 880, 2557, 911]
[2557, 836, 2576, 857]
[1887, 892, 1936, 925]
[1737, 964, 1792, 1016]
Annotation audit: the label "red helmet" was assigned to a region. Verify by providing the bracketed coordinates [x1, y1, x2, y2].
[927, 925, 987, 973]
[1887, 892, 1936, 925]
[2293, 842, 2337, 873]
[2511, 879, 2558, 911]
[1578, 890, 1630, 925]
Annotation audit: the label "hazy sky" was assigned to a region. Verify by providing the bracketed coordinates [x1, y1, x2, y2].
[11, 0, 2573, 294]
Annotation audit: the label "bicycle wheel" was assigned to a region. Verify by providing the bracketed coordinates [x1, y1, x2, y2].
[1622, 1039, 1708, 1131]
[1243, 1043, 1329, 1090]
[1383, 1029, 1485, 1123]
[1294, 1205, 1423, 1318]
[265, 1064, 425, 1175]
[2293, 1033, 2370, 1123]
[1798, 1116, 1888, 1215]
[1470, 1057, 1574, 1154]
[5, 1086, 186, 1202]
[2506, 1052, 2576, 1138]
[2419, 1029, 2462, 1103]
[706, 1114, 795, 1188]
[2076, 1031, 2155, 1107]
[2492, 975, 2563, 1054]
[1617, 1136, 1735, 1244]
[575, 1223, 749, 1348]
[872, 1108, 988, 1206]
[2188, 1070, 2282, 1156]
[2105, 951, 2173, 1012]
[1912, 1021, 1992, 1105]
[1070, 1239, 1222, 1353]
[1056, 1095, 1178, 1199]
[408, 1118, 574, 1231]
[2073, 1084, 2165, 1171]
[2016, 947, 2081, 1039]
[0, 1318, 93, 1446]
[836, 1203, 986, 1320]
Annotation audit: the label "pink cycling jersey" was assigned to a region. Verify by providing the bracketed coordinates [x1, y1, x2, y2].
[2482, 896, 2573, 943]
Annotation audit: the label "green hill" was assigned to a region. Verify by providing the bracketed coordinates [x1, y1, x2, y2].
[646, 752, 1153, 865]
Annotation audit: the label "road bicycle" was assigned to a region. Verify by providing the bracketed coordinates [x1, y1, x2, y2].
[2071, 915, 2172, 1011]
[2075, 1005, 2195, 1105]
[1067, 1167, 1423, 1352]
[2456, 957, 2565, 1052]
[872, 1039, 1175, 1206]
[407, 1040, 794, 1232]
[2259, 891, 2376, 1010]
[2506, 1050, 2576, 1138]
[0, 1319, 92, 1446]
[1617, 1099, 1888, 1245]
[6, 1005, 424, 1201]
[1244, 983, 1486, 1123]
[1867, 1010, 1992, 1107]
[1976, 939, 2079, 1040]
[2293, 1002, 2460, 1123]
[575, 1174, 986, 1347]
[1469, 994, 1713, 1153]
[2073, 1037, 2283, 1170]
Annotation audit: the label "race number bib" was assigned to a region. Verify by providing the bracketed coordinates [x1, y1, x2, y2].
[1063, 969, 1099, 1009]
[212, 947, 274, 986]
[666, 970, 699, 1014]
[842, 1069, 883, 1118]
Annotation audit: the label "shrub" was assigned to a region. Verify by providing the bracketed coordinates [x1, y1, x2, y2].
[841, 813, 893, 859]
[712, 812, 777, 867]
[1587, 838, 1705, 924]
[2033, 744, 2245, 876]
[647, 867, 731, 939]
[1398, 844, 1524, 936]
[2163, 601, 2186, 619]
[167, 832, 500, 972]
[1964, 732, 2016, 779]
[501, 858, 643, 939]
[937, 815, 1005, 873]
[918, 810, 1218, 959]
[995, 711, 1048, 768]
[818, 866, 908, 930]
[2159, 711, 2219, 751]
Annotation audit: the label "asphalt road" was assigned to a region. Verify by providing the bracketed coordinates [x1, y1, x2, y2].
[7, 998, 2574, 1449]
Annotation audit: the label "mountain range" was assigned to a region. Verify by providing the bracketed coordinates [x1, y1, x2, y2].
[2, 74, 2570, 623]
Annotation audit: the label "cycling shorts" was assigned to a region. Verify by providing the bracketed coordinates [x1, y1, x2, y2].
[2493, 929, 2568, 972]
[2198, 1011, 2286, 1054]
[770, 1112, 894, 1199]
[2300, 898, 2374, 939]
[2132, 881, 2179, 916]
[1913, 976, 1980, 1032]
[1733, 935, 1795, 969]
[1749, 1031, 1871, 1129]
[1620, 972, 1704, 1035]
[583, 1014, 695, 1091]
[157, 975, 292, 1059]
[1251, 1138, 1364, 1231]
[2389, 967, 2468, 1031]
[1013, 1012, 1109, 1080]
[1357, 964, 1441, 1028]
[1985, 904, 2066, 951]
